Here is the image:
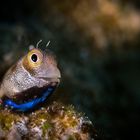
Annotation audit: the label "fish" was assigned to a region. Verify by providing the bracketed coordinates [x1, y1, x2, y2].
[0, 47, 61, 112]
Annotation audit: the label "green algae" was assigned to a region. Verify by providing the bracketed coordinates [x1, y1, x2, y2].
[29, 110, 50, 126]
[0, 110, 20, 130]
[42, 121, 52, 137]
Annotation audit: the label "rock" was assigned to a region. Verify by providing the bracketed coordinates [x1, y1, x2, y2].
[0, 125, 5, 139]
[7, 126, 22, 140]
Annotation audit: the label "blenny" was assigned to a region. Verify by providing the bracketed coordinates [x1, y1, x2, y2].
[0, 46, 61, 112]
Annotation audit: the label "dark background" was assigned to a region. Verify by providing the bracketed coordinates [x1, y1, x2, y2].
[0, 0, 140, 139]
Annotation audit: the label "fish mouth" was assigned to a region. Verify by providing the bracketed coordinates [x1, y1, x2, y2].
[40, 77, 61, 85]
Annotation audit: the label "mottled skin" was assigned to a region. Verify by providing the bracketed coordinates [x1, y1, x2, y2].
[0, 48, 61, 109]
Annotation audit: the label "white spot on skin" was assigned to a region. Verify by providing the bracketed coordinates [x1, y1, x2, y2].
[29, 45, 35, 50]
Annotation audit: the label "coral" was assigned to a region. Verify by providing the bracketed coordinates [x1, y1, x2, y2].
[0, 102, 98, 140]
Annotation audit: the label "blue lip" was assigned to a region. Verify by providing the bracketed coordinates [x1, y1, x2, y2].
[3, 87, 55, 112]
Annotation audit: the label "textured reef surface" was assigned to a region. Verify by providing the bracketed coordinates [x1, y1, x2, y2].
[0, 102, 98, 140]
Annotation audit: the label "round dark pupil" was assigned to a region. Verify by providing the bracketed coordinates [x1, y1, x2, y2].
[31, 54, 38, 62]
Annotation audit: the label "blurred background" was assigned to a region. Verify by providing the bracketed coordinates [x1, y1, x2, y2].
[0, 0, 140, 139]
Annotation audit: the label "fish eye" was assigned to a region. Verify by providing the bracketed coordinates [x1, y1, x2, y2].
[31, 54, 38, 62]
[26, 49, 43, 68]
